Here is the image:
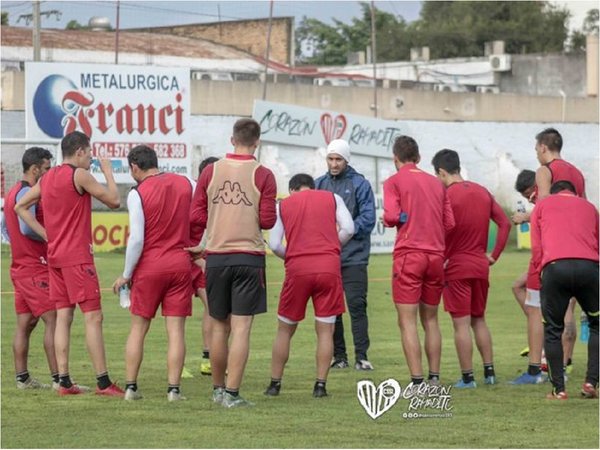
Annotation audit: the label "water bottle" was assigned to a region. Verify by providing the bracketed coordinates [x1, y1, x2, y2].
[516, 200, 526, 213]
[580, 311, 590, 343]
[119, 285, 131, 309]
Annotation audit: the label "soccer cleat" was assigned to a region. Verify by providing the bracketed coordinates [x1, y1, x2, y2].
[16, 377, 50, 390]
[212, 387, 225, 404]
[519, 346, 530, 357]
[484, 375, 497, 385]
[124, 388, 143, 401]
[330, 358, 349, 369]
[181, 366, 194, 379]
[509, 372, 544, 385]
[221, 392, 254, 408]
[428, 377, 440, 387]
[264, 384, 281, 396]
[200, 360, 212, 376]
[96, 383, 125, 397]
[52, 381, 60, 391]
[355, 360, 374, 371]
[546, 390, 568, 400]
[581, 383, 598, 399]
[58, 385, 85, 396]
[565, 362, 573, 375]
[313, 385, 328, 398]
[454, 380, 477, 389]
[167, 391, 187, 402]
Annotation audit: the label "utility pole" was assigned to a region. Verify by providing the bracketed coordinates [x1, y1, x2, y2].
[370, 1, 378, 118]
[115, 0, 121, 64]
[262, 0, 274, 101]
[32, 1, 41, 61]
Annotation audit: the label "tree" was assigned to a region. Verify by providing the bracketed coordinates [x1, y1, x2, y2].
[1, 11, 8, 26]
[566, 8, 599, 53]
[66, 19, 84, 30]
[582, 8, 599, 35]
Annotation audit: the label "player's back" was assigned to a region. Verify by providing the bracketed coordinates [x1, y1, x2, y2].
[547, 159, 586, 197]
[279, 189, 340, 275]
[135, 172, 193, 273]
[39, 164, 93, 267]
[4, 181, 48, 278]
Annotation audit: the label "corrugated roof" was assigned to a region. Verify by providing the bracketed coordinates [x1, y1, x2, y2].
[1, 26, 253, 60]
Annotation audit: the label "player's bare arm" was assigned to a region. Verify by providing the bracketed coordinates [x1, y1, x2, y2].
[14, 182, 47, 241]
[535, 165, 552, 201]
[75, 157, 120, 208]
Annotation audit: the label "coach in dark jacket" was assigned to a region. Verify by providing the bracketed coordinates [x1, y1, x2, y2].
[315, 139, 376, 370]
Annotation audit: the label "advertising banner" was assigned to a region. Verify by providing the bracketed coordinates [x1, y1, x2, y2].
[91, 212, 129, 252]
[25, 62, 191, 183]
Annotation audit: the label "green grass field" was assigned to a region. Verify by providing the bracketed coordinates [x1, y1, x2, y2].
[1, 246, 598, 448]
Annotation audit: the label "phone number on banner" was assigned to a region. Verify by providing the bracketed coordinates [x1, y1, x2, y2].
[92, 142, 187, 158]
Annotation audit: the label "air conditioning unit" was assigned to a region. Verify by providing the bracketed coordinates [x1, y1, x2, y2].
[489, 54, 511, 72]
[476, 85, 500, 94]
[433, 84, 467, 93]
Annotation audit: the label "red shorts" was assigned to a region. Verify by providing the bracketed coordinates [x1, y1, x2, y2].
[191, 265, 206, 294]
[49, 264, 101, 313]
[278, 273, 345, 322]
[12, 274, 55, 317]
[443, 278, 489, 318]
[131, 271, 193, 319]
[392, 252, 444, 305]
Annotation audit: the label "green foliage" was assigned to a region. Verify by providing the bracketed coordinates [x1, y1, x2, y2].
[1, 11, 8, 26]
[1, 251, 598, 448]
[65, 19, 84, 30]
[582, 8, 599, 35]
[296, 1, 572, 65]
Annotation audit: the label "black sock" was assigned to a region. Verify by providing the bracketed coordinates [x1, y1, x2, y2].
[168, 385, 180, 394]
[483, 363, 495, 378]
[527, 364, 542, 376]
[16, 371, 30, 383]
[96, 372, 112, 390]
[411, 376, 424, 385]
[59, 373, 73, 388]
[202, 350, 210, 359]
[314, 379, 326, 390]
[462, 370, 475, 383]
[428, 372, 440, 381]
[269, 378, 282, 388]
[125, 382, 137, 392]
[51, 373, 59, 384]
[565, 358, 572, 366]
[225, 388, 239, 397]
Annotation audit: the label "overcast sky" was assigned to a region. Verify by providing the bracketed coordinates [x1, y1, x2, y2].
[2, 1, 594, 31]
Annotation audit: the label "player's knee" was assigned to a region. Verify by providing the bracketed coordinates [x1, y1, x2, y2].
[563, 322, 577, 340]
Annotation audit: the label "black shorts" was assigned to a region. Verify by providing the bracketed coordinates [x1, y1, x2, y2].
[206, 265, 267, 320]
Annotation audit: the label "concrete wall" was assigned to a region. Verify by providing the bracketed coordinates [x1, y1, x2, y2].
[3, 70, 597, 123]
[498, 53, 587, 97]
[129, 17, 294, 65]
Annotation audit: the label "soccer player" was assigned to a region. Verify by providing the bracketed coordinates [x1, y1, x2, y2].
[431, 149, 511, 388]
[315, 139, 376, 371]
[528, 181, 598, 399]
[188, 118, 277, 407]
[112, 145, 194, 402]
[265, 173, 354, 398]
[190, 156, 218, 377]
[15, 131, 123, 397]
[382, 136, 455, 386]
[3, 147, 58, 390]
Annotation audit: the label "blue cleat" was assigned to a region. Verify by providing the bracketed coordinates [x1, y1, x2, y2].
[509, 372, 544, 385]
[484, 375, 497, 385]
[454, 379, 477, 388]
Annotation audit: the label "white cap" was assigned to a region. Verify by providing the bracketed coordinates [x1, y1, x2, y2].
[326, 139, 351, 163]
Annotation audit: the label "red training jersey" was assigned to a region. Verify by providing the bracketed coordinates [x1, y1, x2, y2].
[445, 181, 511, 281]
[279, 190, 341, 276]
[5, 181, 48, 278]
[134, 173, 193, 274]
[382, 163, 455, 257]
[528, 190, 599, 286]
[39, 164, 93, 268]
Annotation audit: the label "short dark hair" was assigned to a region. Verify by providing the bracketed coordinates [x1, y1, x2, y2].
[550, 180, 576, 194]
[198, 157, 219, 177]
[61, 131, 90, 158]
[431, 149, 460, 175]
[289, 173, 315, 191]
[128, 145, 158, 170]
[536, 128, 562, 152]
[22, 147, 53, 172]
[233, 118, 261, 147]
[515, 170, 536, 194]
[393, 135, 420, 163]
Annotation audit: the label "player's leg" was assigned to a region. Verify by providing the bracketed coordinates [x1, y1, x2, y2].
[13, 311, 38, 386]
[314, 318, 335, 397]
[419, 303, 442, 378]
[342, 265, 370, 369]
[165, 316, 187, 400]
[54, 307, 75, 384]
[198, 286, 213, 374]
[420, 254, 444, 382]
[226, 314, 253, 391]
[124, 314, 151, 399]
[512, 272, 528, 315]
[470, 279, 495, 384]
[562, 298, 577, 371]
[396, 303, 423, 381]
[266, 318, 297, 395]
[443, 279, 473, 386]
[39, 309, 58, 383]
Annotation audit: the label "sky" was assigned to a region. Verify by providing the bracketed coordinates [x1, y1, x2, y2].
[2, 0, 594, 32]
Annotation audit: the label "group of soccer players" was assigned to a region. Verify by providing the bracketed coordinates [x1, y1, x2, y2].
[4, 119, 598, 406]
